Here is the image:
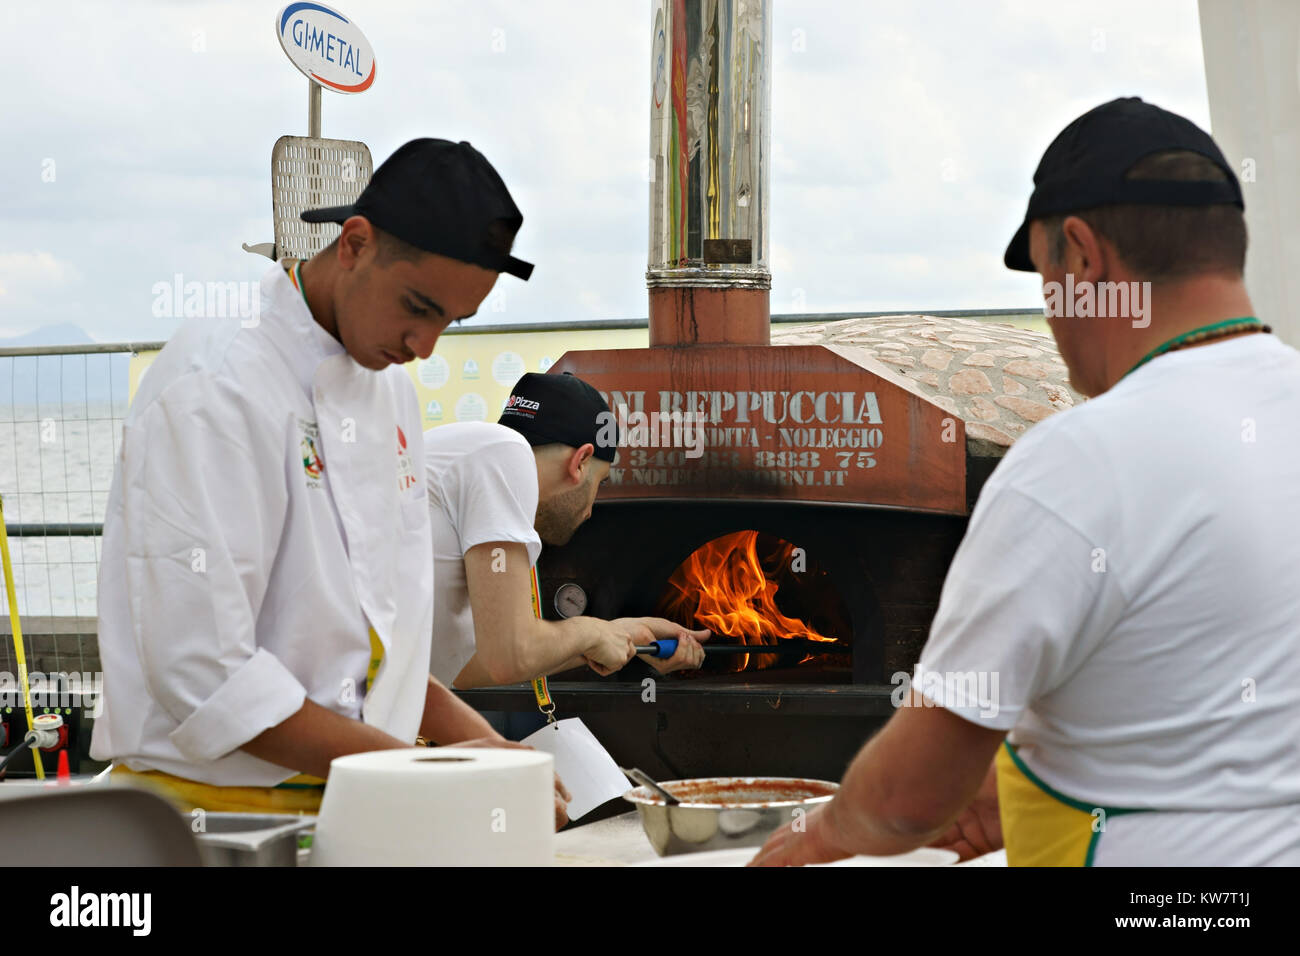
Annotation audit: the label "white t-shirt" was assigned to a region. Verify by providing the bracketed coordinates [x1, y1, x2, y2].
[425, 422, 543, 686]
[918, 332, 1300, 865]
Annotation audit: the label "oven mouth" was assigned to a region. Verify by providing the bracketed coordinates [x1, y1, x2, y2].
[653, 529, 852, 675]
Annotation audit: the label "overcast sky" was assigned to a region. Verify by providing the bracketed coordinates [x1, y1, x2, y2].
[0, 0, 1209, 344]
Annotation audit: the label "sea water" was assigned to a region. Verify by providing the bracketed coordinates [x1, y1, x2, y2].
[0, 401, 124, 617]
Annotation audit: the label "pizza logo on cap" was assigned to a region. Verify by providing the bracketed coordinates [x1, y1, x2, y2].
[505, 395, 540, 417]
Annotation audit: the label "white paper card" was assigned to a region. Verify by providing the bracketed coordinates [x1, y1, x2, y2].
[521, 717, 631, 820]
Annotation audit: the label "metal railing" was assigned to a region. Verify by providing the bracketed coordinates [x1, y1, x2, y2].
[1, 343, 135, 624]
[1, 309, 1043, 661]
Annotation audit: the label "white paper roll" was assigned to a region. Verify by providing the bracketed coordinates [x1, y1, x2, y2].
[309, 748, 555, 866]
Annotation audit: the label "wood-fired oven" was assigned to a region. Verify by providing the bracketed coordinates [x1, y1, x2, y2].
[456, 0, 1078, 787]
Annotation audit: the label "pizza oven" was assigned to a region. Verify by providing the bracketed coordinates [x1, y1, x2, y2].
[455, 322, 1047, 784]
[456, 0, 1079, 785]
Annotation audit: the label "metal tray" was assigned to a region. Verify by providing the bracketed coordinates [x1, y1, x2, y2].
[195, 813, 314, 867]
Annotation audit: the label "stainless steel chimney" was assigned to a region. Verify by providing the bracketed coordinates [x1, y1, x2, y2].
[647, 0, 772, 346]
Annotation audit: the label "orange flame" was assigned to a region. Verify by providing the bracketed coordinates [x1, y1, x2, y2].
[659, 531, 836, 671]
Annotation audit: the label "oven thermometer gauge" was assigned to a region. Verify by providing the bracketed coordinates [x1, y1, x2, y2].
[554, 583, 588, 619]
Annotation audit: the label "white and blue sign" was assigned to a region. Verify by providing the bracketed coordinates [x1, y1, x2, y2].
[277, 3, 376, 94]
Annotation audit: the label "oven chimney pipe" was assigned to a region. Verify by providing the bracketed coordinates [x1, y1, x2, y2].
[647, 0, 772, 346]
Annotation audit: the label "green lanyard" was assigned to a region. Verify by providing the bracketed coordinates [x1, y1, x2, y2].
[1121, 316, 1265, 382]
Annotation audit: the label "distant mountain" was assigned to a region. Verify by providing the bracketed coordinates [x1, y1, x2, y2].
[0, 323, 98, 349]
[0, 324, 131, 407]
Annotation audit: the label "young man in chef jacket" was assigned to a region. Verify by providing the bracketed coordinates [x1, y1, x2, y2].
[425, 371, 709, 694]
[92, 140, 563, 817]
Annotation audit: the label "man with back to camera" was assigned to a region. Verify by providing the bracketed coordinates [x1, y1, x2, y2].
[751, 97, 1300, 866]
[93, 138, 575, 820]
[426, 371, 709, 694]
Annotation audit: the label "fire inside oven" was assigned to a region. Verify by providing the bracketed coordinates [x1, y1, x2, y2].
[653, 530, 852, 675]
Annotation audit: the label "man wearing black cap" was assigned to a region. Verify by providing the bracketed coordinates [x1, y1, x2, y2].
[93, 139, 543, 812]
[293, 137, 535, 371]
[426, 372, 708, 692]
[753, 98, 1300, 867]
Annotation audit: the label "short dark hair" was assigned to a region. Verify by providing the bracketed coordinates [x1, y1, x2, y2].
[1039, 150, 1247, 280]
[317, 226, 423, 265]
[373, 227, 426, 265]
[317, 219, 517, 266]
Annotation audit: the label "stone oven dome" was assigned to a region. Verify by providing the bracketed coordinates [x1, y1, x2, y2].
[772, 314, 1083, 457]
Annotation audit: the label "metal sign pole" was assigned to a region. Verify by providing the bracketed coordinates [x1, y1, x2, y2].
[308, 78, 321, 138]
[307, 79, 322, 249]
[248, 4, 375, 261]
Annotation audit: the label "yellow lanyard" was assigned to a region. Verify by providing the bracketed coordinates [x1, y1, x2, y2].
[366, 627, 384, 691]
[0, 494, 44, 779]
[528, 566, 556, 723]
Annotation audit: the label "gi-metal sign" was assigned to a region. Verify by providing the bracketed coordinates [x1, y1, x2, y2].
[277, 2, 376, 93]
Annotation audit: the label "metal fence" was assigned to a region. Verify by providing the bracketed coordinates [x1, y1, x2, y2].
[0, 309, 1043, 676]
[0, 342, 148, 677]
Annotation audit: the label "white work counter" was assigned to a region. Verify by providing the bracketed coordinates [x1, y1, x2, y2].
[553, 810, 1007, 867]
[555, 811, 660, 865]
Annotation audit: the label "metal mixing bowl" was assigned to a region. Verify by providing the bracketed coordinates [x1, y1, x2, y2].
[623, 776, 838, 857]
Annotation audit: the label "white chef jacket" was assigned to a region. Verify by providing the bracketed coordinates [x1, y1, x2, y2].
[90, 262, 433, 786]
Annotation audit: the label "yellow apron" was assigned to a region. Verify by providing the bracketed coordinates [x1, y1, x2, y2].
[996, 740, 1150, 866]
[111, 765, 325, 815]
[111, 628, 387, 815]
